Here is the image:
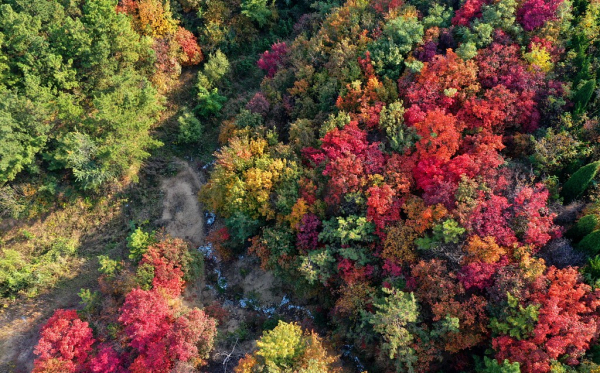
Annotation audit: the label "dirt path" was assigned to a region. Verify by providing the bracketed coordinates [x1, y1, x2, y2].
[159, 161, 206, 245]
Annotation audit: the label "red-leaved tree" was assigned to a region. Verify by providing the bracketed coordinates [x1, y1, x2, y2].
[493, 267, 600, 373]
[33, 309, 95, 372]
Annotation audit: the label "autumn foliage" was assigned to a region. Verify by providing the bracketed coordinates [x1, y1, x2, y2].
[33, 237, 216, 372]
[29, 0, 600, 371]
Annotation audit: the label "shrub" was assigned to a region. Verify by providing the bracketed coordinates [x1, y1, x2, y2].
[127, 228, 157, 263]
[582, 255, 600, 286]
[0, 249, 33, 298]
[257, 42, 287, 77]
[574, 79, 596, 116]
[567, 214, 599, 242]
[97, 255, 122, 277]
[198, 50, 230, 89]
[578, 230, 600, 256]
[177, 108, 203, 144]
[33, 309, 95, 367]
[562, 161, 600, 203]
[241, 0, 273, 28]
[235, 321, 341, 372]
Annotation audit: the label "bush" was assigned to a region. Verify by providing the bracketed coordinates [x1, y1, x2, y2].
[582, 255, 600, 286]
[177, 108, 203, 144]
[574, 79, 596, 116]
[561, 161, 600, 203]
[234, 109, 264, 128]
[477, 357, 521, 373]
[196, 87, 227, 117]
[567, 214, 599, 242]
[97, 255, 122, 277]
[198, 50, 230, 90]
[0, 249, 33, 298]
[241, 0, 273, 28]
[235, 321, 341, 372]
[578, 230, 600, 256]
[0, 185, 25, 219]
[127, 228, 157, 263]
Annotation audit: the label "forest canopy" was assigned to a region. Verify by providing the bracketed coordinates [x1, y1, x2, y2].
[4, 0, 600, 372]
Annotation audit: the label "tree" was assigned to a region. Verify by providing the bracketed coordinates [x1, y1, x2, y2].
[235, 321, 341, 372]
[477, 357, 521, 373]
[561, 161, 600, 203]
[0, 93, 50, 184]
[404, 50, 480, 114]
[257, 42, 287, 78]
[0, 0, 162, 188]
[175, 27, 203, 66]
[573, 80, 596, 116]
[33, 309, 95, 370]
[119, 288, 217, 371]
[452, 0, 485, 26]
[413, 108, 462, 161]
[368, 13, 424, 79]
[198, 50, 230, 89]
[119, 288, 172, 355]
[241, 0, 273, 28]
[87, 344, 122, 373]
[366, 287, 420, 372]
[196, 50, 229, 117]
[166, 308, 217, 363]
[517, 0, 563, 31]
[578, 230, 600, 256]
[318, 122, 385, 204]
[493, 267, 600, 372]
[177, 107, 203, 144]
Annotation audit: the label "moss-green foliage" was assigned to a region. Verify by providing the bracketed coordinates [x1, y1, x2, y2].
[196, 50, 230, 117]
[582, 255, 600, 287]
[135, 262, 155, 290]
[239, 320, 340, 372]
[97, 255, 122, 277]
[489, 293, 539, 340]
[531, 129, 591, 175]
[422, 4, 452, 29]
[127, 227, 157, 263]
[416, 219, 466, 249]
[0, 237, 77, 299]
[379, 101, 419, 153]
[225, 211, 262, 247]
[579, 230, 600, 256]
[198, 50, 230, 90]
[366, 287, 420, 372]
[567, 214, 599, 242]
[456, 41, 478, 60]
[574, 79, 596, 116]
[368, 13, 424, 80]
[177, 107, 203, 144]
[477, 357, 521, 373]
[299, 248, 336, 285]
[561, 161, 600, 203]
[0, 93, 50, 184]
[234, 109, 264, 129]
[241, 0, 274, 28]
[320, 215, 375, 246]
